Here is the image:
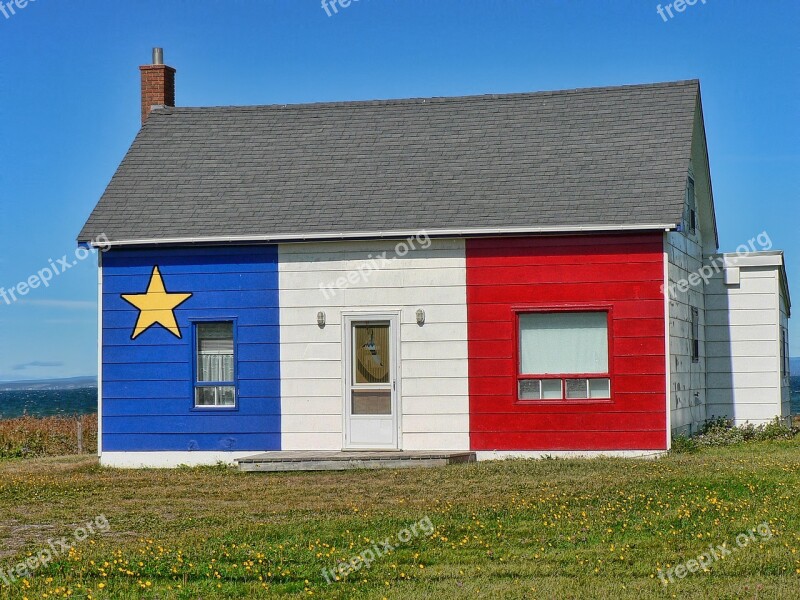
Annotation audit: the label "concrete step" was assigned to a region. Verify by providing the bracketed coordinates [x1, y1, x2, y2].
[236, 450, 476, 472]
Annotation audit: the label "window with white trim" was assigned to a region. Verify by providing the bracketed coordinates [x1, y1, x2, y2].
[194, 322, 236, 407]
[517, 311, 611, 401]
[691, 307, 700, 363]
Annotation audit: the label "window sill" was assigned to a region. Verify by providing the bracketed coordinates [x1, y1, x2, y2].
[191, 405, 239, 412]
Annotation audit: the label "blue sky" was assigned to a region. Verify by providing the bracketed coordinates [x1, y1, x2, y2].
[0, 0, 797, 380]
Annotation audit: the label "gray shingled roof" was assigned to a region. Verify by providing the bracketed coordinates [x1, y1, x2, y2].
[78, 80, 700, 244]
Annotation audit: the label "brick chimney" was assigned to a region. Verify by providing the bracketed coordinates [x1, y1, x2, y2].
[139, 48, 175, 125]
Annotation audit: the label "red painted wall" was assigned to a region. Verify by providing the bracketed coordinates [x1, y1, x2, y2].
[466, 233, 667, 451]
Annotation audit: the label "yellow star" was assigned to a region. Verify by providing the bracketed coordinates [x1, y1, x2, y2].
[121, 266, 192, 340]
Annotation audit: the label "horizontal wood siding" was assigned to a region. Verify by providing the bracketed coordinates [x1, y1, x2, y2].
[278, 239, 469, 451]
[102, 246, 280, 452]
[666, 229, 707, 437]
[466, 234, 667, 451]
[706, 264, 782, 424]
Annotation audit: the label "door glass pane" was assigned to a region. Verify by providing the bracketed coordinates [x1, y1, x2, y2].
[353, 323, 390, 384]
[352, 390, 392, 415]
[519, 312, 608, 374]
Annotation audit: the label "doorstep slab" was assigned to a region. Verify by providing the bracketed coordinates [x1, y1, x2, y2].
[236, 451, 476, 472]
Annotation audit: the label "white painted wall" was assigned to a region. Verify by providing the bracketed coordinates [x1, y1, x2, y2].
[705, 253, 790, 425]
[100, 452, 256, 468]
[667, 230, 707, 437]
[278, 238, 470, 451]
[666, 109, 720, 440]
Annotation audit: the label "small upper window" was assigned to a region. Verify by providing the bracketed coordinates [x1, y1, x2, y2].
[691, 307, 700, 363]
[781, 326, 789, 380]
[517, 311, 610, 401]
[687, 177, 697, 234]
[195, 322, 236, 407]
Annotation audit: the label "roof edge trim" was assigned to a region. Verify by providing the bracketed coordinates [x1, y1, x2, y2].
[82, 223, 678, 247]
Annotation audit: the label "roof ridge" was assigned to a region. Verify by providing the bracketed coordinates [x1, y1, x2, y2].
[154, 79, 700, 113]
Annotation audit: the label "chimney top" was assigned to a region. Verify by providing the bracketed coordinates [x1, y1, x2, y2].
[139, 48, 175, 125]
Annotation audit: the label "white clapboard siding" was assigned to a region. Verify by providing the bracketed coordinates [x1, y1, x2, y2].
[403, 433, 468, 451]
[279, 239, 470, 451]
[706, 324, 777, 343]
[281, 379, 343, 398]
[708, 387, 777, 405]
[403, 395, 474, 415]
[282, 414, 343, 432]
[706, 308, 775, 327]
[706, 341, 779, 358]
[401, 358, 469, 379]
[705, 292, 777, 311]
[706, 356, 778, 374]
[667, 223, 707, 438]
[403, 414, 470, 434]
[707, 402, 783, 424]
[707, 371, 778, 389]
[279, 397, 344, 415]
[705, 255, 786, 425]
[281, 360, 342, 380]
[281, 432, 343, 451]
[400, 322, 468, 342]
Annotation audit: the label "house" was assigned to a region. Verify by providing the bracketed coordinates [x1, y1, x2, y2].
[78, 49, 791, 468]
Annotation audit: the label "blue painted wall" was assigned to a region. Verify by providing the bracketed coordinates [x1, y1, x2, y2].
[102, 246, 281, 452]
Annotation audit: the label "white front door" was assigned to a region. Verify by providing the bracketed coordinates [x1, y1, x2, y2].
[344, 314, 399, 449]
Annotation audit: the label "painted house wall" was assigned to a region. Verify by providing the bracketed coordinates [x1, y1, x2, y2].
[466, 233, 668, 451]
[706, 259, 788, 425]
[666, 228, 707, 437]
[278, 239, 470, 452]
[101, 246, 281, 457]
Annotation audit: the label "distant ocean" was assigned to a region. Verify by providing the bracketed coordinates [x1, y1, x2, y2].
[0, 381, 797, 420]
[0, 388, 97, 419]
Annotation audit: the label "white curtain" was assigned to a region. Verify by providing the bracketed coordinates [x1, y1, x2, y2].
[197, 323, 234, 382]
[199, 353, 234, 382]
[520, 312, 608, 375]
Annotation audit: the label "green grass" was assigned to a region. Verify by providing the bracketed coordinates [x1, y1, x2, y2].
[1, 442, 800, 599]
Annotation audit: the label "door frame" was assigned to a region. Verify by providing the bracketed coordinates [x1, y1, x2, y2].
[342, 310, 402, 450]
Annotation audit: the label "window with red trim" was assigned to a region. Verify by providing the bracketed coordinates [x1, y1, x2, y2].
[516, 310, 611, 401]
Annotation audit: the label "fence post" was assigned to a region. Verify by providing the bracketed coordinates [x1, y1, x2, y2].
[77, 419, 84, 454]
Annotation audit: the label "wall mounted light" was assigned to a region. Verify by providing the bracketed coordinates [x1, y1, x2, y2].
[415, 308, 425, 326]
[317, 311, 326, 328]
